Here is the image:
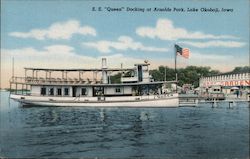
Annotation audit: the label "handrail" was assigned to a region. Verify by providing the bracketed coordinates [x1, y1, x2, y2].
[9, 76, 101, 84]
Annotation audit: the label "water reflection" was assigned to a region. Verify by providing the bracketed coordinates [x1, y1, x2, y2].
[0, 92, 249, 158]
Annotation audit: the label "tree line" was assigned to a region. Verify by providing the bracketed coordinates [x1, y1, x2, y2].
[110, 66, 249, 88]
[150, 66, 249, 87]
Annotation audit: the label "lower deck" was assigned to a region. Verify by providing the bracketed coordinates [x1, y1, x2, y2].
[10, 93, 179, 107]
[27, 84, 164, 97]
[10, 82, 178, 107]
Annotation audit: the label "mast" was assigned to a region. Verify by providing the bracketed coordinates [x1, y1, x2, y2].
[12, 57, 15, 78]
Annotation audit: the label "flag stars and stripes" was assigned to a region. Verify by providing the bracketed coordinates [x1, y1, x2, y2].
[175, 44, 190, 59]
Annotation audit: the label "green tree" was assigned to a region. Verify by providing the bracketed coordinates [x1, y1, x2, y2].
[228, 66, 250, 74]
[150, 65, 220, 87]
[110, 65, 248, 87]
[110, 73, 122, 83]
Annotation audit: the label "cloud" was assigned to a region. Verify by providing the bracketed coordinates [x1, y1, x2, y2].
[82, 36, 168, 53]
[189, 51, 247, 70]
[1, 45, 145, 88]
[1, 45, 248, 88]
[9, 20, 97, 40]
[191, 52, 234, 61]
[2, 45, 76, 59]
[44, 45, 75, 54]
[136, 19, 237, 41]
[180, 40, 246, 48]
[1, 45, 145, 71]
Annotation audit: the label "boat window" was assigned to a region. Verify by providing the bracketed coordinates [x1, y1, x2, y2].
[213, 88, 220, 92]
[41, 87, 46, 95]
[64, 88, 69, 96]
[49, 88, 54, 96]
[81, 88, 87, 95]
[57, 88, 62, 96]
[115, 87, 121, 93]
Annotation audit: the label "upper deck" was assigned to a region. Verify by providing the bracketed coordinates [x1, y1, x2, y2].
[9, 58, 176, 86]
[9, 76, 173, 86]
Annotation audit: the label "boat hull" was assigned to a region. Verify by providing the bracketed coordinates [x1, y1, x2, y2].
[10, 94, 179, 107]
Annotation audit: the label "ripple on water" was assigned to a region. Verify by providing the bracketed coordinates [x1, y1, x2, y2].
[0, 92, 249, 158]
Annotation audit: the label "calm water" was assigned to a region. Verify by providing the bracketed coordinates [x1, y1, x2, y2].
[0, 91, 249, 158]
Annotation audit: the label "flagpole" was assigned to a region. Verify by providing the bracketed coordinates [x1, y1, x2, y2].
[164, 66, 166, 82]
[174, 45, 178, 93]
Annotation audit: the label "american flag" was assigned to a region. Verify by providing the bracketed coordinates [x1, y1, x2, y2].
[175, 44, 190, 59]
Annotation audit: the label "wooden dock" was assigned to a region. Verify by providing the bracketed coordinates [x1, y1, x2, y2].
[179, 94, 250, 107]
[179, 94, 199, 107]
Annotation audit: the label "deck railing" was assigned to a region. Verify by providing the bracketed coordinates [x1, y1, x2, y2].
[10, 76, 101, 85]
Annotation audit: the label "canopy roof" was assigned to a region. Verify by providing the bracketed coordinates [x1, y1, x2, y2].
[24, 67, 135, 72]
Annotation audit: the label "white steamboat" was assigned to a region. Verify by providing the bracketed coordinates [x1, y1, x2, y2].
[10, 58, 179, 107]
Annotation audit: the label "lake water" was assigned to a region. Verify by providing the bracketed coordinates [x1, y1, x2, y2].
[0, 91, 249, 158]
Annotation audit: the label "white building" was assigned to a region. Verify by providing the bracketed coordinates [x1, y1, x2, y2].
[199, 73, 250, 96]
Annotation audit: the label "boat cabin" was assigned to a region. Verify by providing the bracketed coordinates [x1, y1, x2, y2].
[10, 58, 171, 98]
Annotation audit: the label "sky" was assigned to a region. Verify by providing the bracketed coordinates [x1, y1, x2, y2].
[1, 0, 249, 88]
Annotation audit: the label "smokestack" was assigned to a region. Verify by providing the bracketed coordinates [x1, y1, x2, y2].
[101, 58, 108, 84]
[102, 58, 107, 69]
